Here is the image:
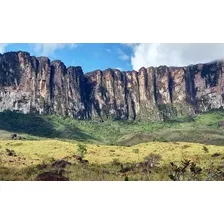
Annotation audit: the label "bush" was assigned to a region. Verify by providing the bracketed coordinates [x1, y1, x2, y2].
[77, 144, 87, 159]
[144, 153, 161, 170]
[132, 148, 139, 154]
[111, 158, 121, 166]
[124, 176, 129, 181]
[168, 159, 202, 181]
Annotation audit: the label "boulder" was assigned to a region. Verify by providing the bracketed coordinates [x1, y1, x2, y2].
[218, 121, 224, 127]
[36, 170, 69, 181]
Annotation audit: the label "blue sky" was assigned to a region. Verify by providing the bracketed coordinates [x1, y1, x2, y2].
[0, 43, 134, 73]
[1, 44, 224, 73]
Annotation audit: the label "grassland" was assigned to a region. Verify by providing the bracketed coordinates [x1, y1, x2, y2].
[1, 109, 224, 180]
[0, 139, 224, 180]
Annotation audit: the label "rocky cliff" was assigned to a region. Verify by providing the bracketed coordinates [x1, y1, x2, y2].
[0, 51, 224, 121]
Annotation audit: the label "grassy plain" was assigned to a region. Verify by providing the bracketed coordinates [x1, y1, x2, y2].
[1, 109, 224, 180]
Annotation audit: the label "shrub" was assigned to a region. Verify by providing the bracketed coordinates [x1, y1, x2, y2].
[132, 148, 139, 154]
[205, 160, 224, 181]
[111, 158, 121, 166]
[143, 153, 162, 180]
[77, 144, 87, 159]
[168, 159, 202, 181]
[144, 153, 161, 169]
[124, 176, 129, 181]
[211, 152, 221, 157]
[202, 146, 209, 153]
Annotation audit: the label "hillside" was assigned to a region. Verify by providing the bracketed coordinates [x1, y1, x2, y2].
[1, 110, 224, 146]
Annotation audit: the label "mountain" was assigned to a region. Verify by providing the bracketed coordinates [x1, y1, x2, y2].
[0, 51, 223, 121]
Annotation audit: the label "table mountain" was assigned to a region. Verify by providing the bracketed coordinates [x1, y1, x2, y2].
[0, 51, 223, 121]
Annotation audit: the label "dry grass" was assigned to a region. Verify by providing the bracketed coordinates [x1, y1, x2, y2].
[0, 140, 223, 169]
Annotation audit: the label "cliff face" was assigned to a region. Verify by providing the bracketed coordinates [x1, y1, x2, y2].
[0, 51, 224, 121]
[0, 51, 85, 119]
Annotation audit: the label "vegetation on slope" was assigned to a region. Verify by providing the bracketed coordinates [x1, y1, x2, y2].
[1, 109, 224, 146]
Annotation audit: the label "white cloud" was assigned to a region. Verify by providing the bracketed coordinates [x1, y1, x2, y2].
[106, 48, 112, 53]
[118, 48, 129, 61]
[0, 43, 9, 54]
[69, 43, 78, 49]
[131, 43, 224, 71]
[31, 43, 78, 57]
[122, 43, 138, 47]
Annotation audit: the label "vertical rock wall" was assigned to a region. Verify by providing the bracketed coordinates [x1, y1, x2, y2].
[0, 51, 224, 121]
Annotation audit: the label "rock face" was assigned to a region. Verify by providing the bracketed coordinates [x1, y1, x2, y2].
[0, 51, 85, 119]
[0, 51, 224, 121]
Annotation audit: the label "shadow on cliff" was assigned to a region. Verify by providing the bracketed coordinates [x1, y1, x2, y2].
[0, 110, 96, 142]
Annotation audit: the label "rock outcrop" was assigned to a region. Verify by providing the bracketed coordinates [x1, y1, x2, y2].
[0, 51, 224, 121]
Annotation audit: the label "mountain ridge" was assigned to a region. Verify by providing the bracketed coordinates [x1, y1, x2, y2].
[0, 50, 224, 121]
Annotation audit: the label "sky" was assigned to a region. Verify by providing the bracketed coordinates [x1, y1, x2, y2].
[0, 43, 133, 73]
[1, 43, 224, 73]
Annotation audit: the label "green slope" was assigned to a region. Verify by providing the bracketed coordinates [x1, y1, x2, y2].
[0, 109, 224, 146]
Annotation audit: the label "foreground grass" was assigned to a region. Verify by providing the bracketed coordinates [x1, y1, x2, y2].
[0, 139, 224, 180]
